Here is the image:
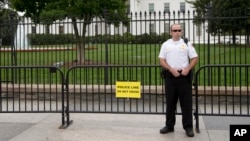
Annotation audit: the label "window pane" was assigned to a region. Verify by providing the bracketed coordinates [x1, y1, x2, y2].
[180, 2, 185, 12]
[164, 3, 170, 13]
[32, 26, 36, 34]
[164, 23, 170, 33]
[59, 25, 64, 34]
[150, 23, 155, 33]
[45, 25, 50, 34]
[149, 3, 154, 13]
[196, 24, 201, 36]
[180, 23, 185, 35]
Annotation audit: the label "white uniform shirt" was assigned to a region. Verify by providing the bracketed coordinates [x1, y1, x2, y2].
[158, 39, 198, 69]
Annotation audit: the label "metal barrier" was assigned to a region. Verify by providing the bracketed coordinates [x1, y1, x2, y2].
[0, 66, 69, 128]
[194, 64, 250, 132]
[63, 65, 169, 127]
[65, 65, 165, 112]
[1, 65, 250, 130]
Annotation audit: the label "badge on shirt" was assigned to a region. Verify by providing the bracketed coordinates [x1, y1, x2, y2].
[180, 44, 187, 49]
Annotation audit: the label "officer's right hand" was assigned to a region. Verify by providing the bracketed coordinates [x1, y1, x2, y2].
[170, 69, 181, 77]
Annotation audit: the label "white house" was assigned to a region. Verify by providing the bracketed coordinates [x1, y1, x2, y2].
[125, 0, 222, 44]
[127, 0, 198, 36]
[17, 0, 215, 49]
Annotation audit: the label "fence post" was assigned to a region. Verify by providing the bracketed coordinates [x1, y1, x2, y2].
[194, 69, 200, 133]
[59, 67, 73, 129]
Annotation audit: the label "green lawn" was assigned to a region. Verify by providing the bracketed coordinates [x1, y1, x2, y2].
[1, 43, 250, 85]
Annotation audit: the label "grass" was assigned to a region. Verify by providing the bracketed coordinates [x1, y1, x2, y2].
[1, 43, 250, 86]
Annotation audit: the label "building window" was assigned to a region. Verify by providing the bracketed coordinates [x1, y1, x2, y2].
[45, 25, 50, 34]
[127, 4, 130, 14]
[59, 25, 64, 34]
[31, 26, 36, 34]
[107, 25, 110, 34]
[164, 23, 170, 33]
[180, 23, 185, 35]
[149, 3, 154, 13]
[149, 23, 155, 33]
[115, 27, 119, 34]
[180, 2, 185, 12]
[126, 24, 130, 33]
[95, 24, 98, 35]
[196, 24, 201, 36]
[164, 3, 170, 13]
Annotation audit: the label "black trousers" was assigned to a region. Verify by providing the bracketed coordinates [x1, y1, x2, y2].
[164, 72, 193, 130]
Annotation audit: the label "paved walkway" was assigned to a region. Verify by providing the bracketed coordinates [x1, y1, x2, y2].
[1, 113, 249, 141]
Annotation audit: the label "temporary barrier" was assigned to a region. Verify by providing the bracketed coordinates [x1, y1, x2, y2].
[194, 64, 250, 132]
[0, 66, 70, 128]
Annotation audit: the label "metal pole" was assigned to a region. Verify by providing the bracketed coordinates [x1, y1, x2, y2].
[207, 25, 211, 85]
[206, 2, 212, 86]
[10, 13, 17, 84]
[104, 21, 109, 84]
[103, 8, 109, 85]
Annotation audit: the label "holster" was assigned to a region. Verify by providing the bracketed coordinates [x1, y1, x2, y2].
[160, 68, 167, 79]
[160, 68, 173, 79]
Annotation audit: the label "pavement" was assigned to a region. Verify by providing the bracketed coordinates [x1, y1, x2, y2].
[1, 113, 250, 141]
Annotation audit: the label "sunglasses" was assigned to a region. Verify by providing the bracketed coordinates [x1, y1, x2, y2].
[172, 29, 182, 32]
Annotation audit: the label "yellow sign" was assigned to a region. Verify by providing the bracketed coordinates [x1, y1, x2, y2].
[116, 81, 141, 98]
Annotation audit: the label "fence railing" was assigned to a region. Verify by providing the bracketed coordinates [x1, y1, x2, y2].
[1, 11, 249, 69]
[65, 65, 165, 113]
[194, 64, 250, 132]
[1, 65, 250, 129]
[0, 66, 71, 128]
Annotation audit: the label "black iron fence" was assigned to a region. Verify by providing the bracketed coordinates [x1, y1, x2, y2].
[0, 11, 250, 129]
[0, 11, 249, 68]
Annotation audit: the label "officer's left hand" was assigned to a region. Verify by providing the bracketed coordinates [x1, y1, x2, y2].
[180, 68, 190, 76]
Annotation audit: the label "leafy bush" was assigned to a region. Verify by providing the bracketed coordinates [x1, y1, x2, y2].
[27, 33, 76, 45]
[26, 32, 171, 45]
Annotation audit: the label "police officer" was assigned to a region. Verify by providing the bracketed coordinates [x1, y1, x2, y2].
[158, 23, 198, 137]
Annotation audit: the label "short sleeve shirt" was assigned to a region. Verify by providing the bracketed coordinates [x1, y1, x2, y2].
[158, 39, 198, 69]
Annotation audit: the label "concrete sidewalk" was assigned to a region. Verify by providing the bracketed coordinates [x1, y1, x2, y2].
[1, 113, 249, 141]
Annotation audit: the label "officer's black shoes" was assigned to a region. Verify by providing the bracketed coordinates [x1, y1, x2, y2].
[185, 128, 194, 137]
[160, 126, 174, 134]
[160, 126, 194, 137]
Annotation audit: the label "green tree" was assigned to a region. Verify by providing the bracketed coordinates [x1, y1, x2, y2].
[187, 0, 250, 44]
[0, 0, 19, 46]
[0, 0, 4, 8]
[10, 0, 129, 63]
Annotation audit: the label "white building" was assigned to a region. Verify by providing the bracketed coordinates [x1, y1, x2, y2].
[18, 0, 214, 48]
[125, 0, 219, 44]
[127, 0, 198, 36]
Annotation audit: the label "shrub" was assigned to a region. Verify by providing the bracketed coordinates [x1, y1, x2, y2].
[27, 33, 76, 45]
